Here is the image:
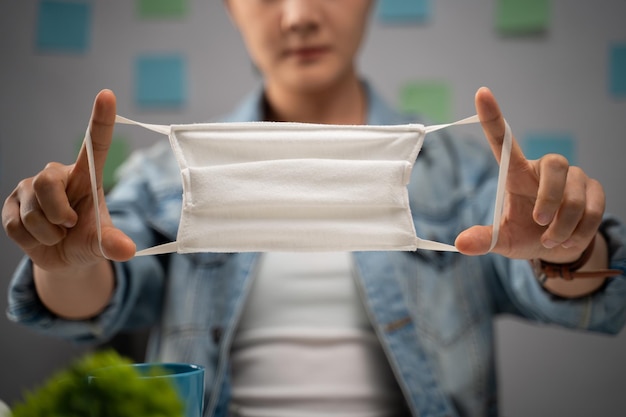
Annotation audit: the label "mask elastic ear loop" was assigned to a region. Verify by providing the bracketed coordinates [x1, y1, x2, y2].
[83, 115, 171, 259]
[489, 119, 512, 251]
[83, 124, 108, 259]
[425, 115, 512, 253]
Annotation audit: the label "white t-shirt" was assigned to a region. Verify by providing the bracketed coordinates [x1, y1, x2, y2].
[230, 252, 407, 417]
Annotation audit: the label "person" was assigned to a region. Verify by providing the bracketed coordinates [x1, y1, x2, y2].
[3, 1, 626, 416]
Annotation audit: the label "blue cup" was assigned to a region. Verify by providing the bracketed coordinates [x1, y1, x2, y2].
[89, 362, 205, 417]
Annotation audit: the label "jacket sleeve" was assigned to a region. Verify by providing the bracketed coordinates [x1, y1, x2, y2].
[454, 128, 626, 334]
[493, 215, 626, 334]
[6, 251, 164, 344]
[5, 143, 178, 344]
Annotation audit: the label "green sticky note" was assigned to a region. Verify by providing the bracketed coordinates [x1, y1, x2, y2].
[138, 0, 188, 18]
[77, 135, 129, 191]
[399, 81, 452, 123]
[496, 0, 550, 34]
[103, 137, 129, 190]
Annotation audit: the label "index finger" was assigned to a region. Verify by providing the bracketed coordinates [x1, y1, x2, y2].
[475, 87, 526, 170]
[73, 89, 117, 184]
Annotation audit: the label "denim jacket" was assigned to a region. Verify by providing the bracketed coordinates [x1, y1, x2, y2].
[8, 83, 626, 417]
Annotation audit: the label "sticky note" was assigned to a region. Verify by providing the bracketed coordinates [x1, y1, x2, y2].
[36, 0, 92, 53]
[399, 81, 452, 123]
[138, 0, 188, 18]
[496, 0, 550, 34]
[103, 137, 130, 190]
[522, 132, 576, 165]
[76, 135, 129, 191]
[376, 0, 430, 23]
[609, 43, 626, 97]
[135, 54, 187, 109]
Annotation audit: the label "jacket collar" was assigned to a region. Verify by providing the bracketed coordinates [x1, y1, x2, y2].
[221, 81, 416, 126]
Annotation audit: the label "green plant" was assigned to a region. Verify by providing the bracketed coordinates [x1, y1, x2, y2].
[11, 350, 184, 417]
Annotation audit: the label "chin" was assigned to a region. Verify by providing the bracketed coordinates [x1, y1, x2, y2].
[289, 73, 349, 94]
[294, 80, 335, 94]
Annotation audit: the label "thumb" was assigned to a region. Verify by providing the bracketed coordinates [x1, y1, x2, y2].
[455, 225, 494, 256]
[74, 89, 117, 185]
[99, 225, 136, 261]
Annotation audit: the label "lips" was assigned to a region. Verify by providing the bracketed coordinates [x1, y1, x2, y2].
[285, 45, 330, 60]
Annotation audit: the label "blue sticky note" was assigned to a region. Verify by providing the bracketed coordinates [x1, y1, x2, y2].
[376, 0, 430, 23]
[522, 132, 576, 165]
[609, 43, 626, 97]
[135, 54, 187, 109]
[36, 0, 92, 53]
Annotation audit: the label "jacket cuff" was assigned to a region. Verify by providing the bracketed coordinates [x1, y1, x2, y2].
[6, 256, 128, 344]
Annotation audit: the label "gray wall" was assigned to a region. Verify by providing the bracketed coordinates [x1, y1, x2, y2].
[1, 1, 625, 415]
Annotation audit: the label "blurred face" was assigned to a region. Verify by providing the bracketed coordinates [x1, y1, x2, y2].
[226, 0, 373, 94]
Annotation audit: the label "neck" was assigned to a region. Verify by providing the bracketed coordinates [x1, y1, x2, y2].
[264, 76, 366, 125]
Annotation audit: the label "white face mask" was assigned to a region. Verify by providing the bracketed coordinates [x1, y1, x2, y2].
[84, 115, 511, 257]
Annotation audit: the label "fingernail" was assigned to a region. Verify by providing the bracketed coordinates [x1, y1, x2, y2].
[536, 213, 551, 226]
[543, 239, 558, 249]
[63, 220, 76, 228]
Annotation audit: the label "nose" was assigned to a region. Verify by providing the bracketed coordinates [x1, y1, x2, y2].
[281, 0, 321, 35]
